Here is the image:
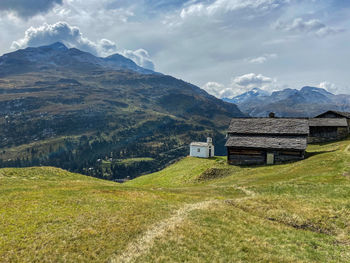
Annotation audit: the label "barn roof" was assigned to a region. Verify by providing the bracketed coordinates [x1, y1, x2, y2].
[225, 135, 307, 151]
[315, 110, 350, 119]
[227, 118, 309, 135]
[309, 118, 348, 127]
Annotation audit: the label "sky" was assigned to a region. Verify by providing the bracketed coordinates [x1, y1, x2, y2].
[0, 0, 349, 98]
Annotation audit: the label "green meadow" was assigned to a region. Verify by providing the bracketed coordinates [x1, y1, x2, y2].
[1, 139, 350, 262]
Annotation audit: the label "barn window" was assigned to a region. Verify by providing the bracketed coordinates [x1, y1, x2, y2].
[197, 148, 200, 152]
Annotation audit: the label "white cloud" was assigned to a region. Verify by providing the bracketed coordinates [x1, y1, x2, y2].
[99, 39, 118, 56]
[203, 73, 278, 98]
[180, 3, 204, 19]
[248, 56, 267, 64]
[247, 53, 277, 64]
[202, 82, 234, 98]
[180, 0, 288, 19]
[233, 73, 273, 87]
[231, 73, 278, 96]
[122, 49, 155, 70]
[319, 81, 339, 94]
[275, 18, 342, 37]
[11, 21, 155, 69]
[316, 26, 341, 37]
[11, 21, 112, 56]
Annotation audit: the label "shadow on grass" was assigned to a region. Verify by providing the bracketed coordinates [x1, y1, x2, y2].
[305, 149, 337, 159]
[308, 136, 350, 147]
[305, 139, 343, 158]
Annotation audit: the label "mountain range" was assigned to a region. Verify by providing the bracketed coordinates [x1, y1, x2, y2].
[0, 42, 244, 179]
[223, 86, 350, 117]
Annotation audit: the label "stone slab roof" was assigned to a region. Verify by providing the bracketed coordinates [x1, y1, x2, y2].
[309, 118, 348, 127]
[316, 110, 350, 119]
[225, 135, 307, 151]
[227, 118, 309, 135]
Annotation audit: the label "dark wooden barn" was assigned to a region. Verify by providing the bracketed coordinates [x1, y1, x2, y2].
[308, 118, 348, 143]
[315, 111, 350, 132]
[225, 118, 309, 165]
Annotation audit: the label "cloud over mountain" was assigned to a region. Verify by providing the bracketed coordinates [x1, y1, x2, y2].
[202, 82, 231, 98]
[319, 81, 339, 94]
[233, 73, 273, 87]
[203, 73, 277, 98]
[11, 21, 155, 70]
[122, 49, 155, 71]
[230, 73, 277, 95]
[0, 0, 63, 18]
[11, 22, 117, 56]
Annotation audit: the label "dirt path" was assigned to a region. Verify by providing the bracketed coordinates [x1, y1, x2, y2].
[235, 186, 257, 197]
[108, 200, 220, 263]
[108, 185, 256, 263]
[344, 142, 350, 154]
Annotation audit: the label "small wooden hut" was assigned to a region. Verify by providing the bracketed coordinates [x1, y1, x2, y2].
[225, 118, 309, 165]
[308, 118, 348, 143]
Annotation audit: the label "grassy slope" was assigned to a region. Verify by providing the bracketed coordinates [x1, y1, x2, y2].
[1, 140, 350, 262]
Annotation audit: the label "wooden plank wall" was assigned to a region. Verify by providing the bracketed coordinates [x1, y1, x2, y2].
[308, 127, 348, 143]
[227, 148, 266, 165]
[227, 147, 304, 165]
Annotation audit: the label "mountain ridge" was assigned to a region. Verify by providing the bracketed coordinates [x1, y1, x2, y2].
[0, 42, 156, 76]
[223, 86, 350, 117]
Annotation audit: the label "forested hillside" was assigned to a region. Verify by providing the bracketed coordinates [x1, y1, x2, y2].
[0, 43, 244, 179]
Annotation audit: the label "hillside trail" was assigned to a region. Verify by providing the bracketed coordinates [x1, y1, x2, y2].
[108, 185, 256, 263]
[342, 142, 350, 176]
[344, 142, 350, 154]
[234, 186, 256, 197]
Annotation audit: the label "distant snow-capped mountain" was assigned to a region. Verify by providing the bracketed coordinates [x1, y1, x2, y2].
[223, 86, 350, 117]
[222, 88, 270, 104]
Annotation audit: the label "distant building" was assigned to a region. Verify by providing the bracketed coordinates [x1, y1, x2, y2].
[315, 110, 350, 133]
[225, 118, 309, 165]
[308, 118, 349, 143]
[190, 137, 214, 158]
